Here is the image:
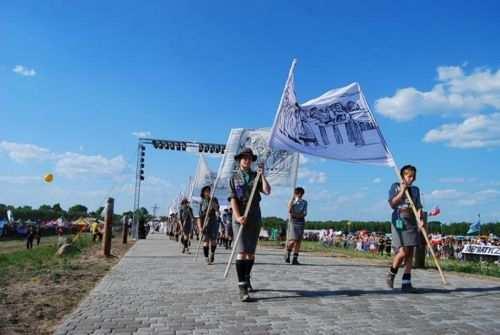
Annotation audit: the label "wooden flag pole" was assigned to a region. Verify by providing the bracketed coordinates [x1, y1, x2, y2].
[392, 166, 448, 285]
[223, 171, 262, 279]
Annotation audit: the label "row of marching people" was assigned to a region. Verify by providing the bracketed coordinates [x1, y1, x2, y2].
[164, 192, 234, 262]
[164, 147, 307, 302]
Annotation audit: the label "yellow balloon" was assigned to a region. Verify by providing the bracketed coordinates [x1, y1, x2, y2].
[44, 174, 54, 183]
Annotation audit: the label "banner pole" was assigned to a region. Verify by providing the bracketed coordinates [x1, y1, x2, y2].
[224, 171, 262, 278]
[268, 58, 297, 144]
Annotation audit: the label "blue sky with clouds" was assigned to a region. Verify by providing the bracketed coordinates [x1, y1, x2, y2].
[1, 1, 499, 223]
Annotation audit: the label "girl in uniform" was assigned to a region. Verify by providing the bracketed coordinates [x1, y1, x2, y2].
[284, 187, 308, 265]
[229, 148, 271, 302]
[179, 198, 194, 254]
[387, 165, 425, 292]
[198, 185, 220, 264]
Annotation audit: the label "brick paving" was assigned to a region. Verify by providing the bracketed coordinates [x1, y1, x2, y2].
[55, 234, 500, 335]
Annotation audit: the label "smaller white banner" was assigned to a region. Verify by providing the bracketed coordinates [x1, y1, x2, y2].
[461, 244, 500, 257]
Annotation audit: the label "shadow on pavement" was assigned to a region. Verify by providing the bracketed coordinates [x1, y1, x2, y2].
[256, 262, 388, 268]
[253, 286, 500, 301]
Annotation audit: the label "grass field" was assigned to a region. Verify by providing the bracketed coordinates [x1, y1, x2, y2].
[0, 232, 134, 334]
[259, 240, 500, 279]
[0, 234, 74, 254]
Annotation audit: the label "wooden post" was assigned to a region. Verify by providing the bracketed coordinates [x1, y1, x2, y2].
[102, 198, 114, 257]
[122, 216, 128, 244]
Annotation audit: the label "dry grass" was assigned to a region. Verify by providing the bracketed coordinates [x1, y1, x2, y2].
[0, 233, 134, 335]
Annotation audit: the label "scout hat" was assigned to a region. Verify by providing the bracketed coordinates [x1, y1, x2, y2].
[200, 185, 211, 198]
[234, 147, 257, 161]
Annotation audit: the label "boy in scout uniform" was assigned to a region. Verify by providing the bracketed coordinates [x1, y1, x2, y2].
[285, 187, 308, 265]
[387, 165, 425, 292]
[229, 148, 271, 302]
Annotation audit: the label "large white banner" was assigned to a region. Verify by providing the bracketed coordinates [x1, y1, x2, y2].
[217, 128, 299, 191]
[269, 60, 395, 166]
[462, 244, 500, 257]
[190, 155, 217, 203]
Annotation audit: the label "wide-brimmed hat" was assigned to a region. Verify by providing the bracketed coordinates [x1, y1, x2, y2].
[200, 185, 211, 198]
[234, 147, 257, 161]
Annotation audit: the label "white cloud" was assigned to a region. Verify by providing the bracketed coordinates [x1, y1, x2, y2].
[427, 188, 500, 207]
[375, 65, 500, 121]
[0, 176, 40, 184]
[428, 189, 464, 200]
[0, 141, 54, 162]
[55, 153, 127, 178]
[12, 65, 36, 77]
[0, 140, 130, 179]
[423, 113, 500, 148]
[144, 176, 172, 189]
[372, 177, 382, 184]
[298, 168, 327, 184]
[439, 177, 466, 184]
[132, 131, 151, 138]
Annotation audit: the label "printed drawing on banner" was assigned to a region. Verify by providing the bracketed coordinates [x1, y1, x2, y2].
[277, 88, 379, 150]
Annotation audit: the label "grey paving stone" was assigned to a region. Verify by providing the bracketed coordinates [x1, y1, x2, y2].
[54, 234, 500, 335]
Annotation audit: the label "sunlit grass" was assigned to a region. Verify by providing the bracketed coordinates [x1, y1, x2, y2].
[258, 240, 500, 278]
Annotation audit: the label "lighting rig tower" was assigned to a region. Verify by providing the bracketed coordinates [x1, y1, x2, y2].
[132, 137, 226, 239]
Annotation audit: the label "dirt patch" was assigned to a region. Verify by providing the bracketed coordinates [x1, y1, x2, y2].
[0, 237, 134, 335]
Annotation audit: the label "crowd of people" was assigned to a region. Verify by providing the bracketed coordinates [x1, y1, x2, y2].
[318, 230, 393, 256]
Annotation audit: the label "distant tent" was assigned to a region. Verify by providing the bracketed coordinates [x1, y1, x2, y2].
[72, 217, 91, 226]
[467, 214, 481, 235]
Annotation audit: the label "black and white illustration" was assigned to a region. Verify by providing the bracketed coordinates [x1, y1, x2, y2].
[270, 73, 395, 166]
[278, 88, 377, 148]
[219, 128, 299, 189]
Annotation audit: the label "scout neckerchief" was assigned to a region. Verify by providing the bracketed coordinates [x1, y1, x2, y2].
[240, 168, 252, 185]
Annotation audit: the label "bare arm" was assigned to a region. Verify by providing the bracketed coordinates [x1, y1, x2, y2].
[257, 168, 271, 195]
[389, 182, 408, 209]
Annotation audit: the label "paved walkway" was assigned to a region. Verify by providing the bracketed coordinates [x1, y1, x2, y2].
[55, 234, 500, 335]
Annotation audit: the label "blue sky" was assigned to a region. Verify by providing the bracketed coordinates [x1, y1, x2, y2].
[1, 1, 499, 223]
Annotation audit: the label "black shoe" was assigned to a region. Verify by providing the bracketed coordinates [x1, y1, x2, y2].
[284, 255, 290, 264]
[292, 258, 300, 265]
[181, 247, 185, 254]
[245, 276, 255, 292]
[209, 254, 215, 264]
[239, 285, 250, 302]
[386, 272, 395, 289]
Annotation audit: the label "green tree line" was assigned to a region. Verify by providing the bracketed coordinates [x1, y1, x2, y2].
[0, 203, 151, 224]
[262, 217, 500, 236]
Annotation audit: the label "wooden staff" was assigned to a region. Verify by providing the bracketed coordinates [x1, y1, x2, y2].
[223, 171, 262, 279]
[392, 166, 448, 285]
